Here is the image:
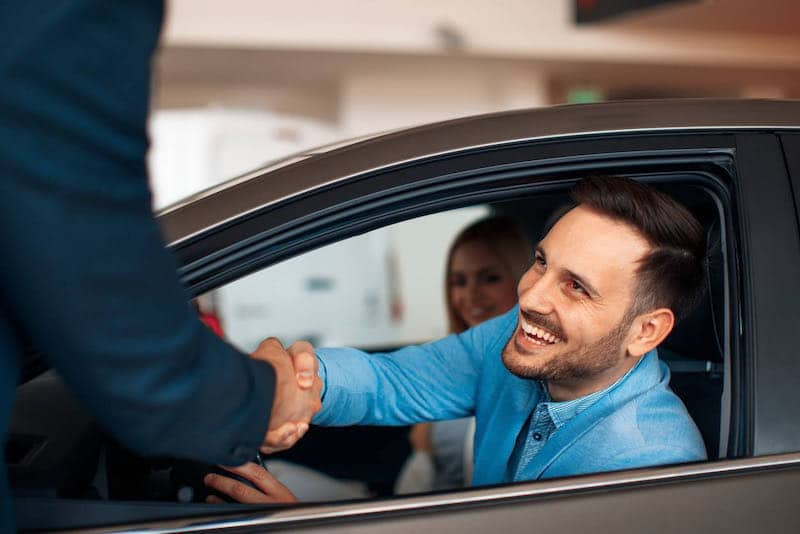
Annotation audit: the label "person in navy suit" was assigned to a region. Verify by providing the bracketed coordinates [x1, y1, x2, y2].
[0, 2, 319, 530]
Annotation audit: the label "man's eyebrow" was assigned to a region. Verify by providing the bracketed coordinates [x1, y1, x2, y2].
[565, 268, 601, 298]
[536, 244, 601, 298]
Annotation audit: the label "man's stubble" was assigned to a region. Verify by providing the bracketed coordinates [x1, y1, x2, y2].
[501, 310, 634, 383]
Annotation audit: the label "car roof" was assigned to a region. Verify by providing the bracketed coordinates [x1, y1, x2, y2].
[157, 99, 800, 245]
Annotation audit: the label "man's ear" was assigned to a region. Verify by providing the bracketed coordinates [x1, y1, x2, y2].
[626, 308, 675, 358]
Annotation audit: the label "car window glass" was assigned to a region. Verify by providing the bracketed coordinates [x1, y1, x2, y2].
[206, 205, 490, 351]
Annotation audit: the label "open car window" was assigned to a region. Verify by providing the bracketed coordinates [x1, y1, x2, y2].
[194, 176, 731, 501]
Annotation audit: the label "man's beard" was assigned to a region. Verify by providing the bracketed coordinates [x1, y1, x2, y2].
[501, 310, 634, 382]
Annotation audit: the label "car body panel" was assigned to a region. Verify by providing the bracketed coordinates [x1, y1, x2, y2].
[733, 134, 800, 456]
[780, 133, 800, 227]
[73, 453, 800, 533]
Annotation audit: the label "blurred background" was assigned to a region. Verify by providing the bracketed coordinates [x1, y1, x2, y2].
[148, 0, 800, 208]
[151, 0, 800, 350]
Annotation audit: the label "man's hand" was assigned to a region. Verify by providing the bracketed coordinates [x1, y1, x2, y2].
[253, 338, 321, 452]
[204, 462, 298, 504]
[252, 338, 322, 453]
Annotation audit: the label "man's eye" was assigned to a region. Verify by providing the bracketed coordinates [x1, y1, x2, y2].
[570, 280, 587, 294]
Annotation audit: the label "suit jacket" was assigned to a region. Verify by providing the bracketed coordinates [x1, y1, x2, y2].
[314, 307, 707, 486]
[0, 2, 275, 528]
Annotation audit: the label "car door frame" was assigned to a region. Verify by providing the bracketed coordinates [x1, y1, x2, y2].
[55, 128, 800, 533]
[159, 131, 791, 524]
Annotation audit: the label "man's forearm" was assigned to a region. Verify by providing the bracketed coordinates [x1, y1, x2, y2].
[313, 342, 479, 426]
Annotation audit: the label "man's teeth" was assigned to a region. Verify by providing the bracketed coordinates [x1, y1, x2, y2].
[520, 320, 562, 344]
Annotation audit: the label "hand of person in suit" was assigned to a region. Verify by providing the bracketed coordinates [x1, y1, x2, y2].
[204, 462, 298, 504]
[252, 338, 322, 453]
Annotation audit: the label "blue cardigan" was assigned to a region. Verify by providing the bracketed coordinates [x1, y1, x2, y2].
[314, 307, 707, 485]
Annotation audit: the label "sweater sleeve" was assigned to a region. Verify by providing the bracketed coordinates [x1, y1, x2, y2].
[313, 309, 517, 426]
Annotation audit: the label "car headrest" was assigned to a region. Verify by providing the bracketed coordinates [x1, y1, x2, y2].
[662, 217, 724, 363]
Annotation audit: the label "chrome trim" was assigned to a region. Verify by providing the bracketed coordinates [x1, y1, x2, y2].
[157, 99, 800, 247]
[87, 452, 800, 533]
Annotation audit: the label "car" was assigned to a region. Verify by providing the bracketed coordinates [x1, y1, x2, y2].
[9, 99, 800, 533]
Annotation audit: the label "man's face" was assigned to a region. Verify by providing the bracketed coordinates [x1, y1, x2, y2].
[502, 205, 651, 385]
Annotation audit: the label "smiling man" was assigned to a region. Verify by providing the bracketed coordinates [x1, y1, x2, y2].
[207, 175, 709, 501]
[504, 200, 673, 402]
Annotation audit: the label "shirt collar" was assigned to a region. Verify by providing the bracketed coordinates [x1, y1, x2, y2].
[539, 362, 638, 429]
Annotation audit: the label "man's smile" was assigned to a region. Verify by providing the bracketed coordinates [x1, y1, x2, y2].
[517, 312, 565, 345]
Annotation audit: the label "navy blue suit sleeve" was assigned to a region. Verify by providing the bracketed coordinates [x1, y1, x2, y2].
[0, 1, 275, 466]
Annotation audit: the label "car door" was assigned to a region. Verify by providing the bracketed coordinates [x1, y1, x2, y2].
[16, 103, 797, 532]
[128, 128, 800, 533]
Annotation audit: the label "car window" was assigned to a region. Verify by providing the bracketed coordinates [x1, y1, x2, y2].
[208, 205, 490, 351]
[195, 178, 731, 502]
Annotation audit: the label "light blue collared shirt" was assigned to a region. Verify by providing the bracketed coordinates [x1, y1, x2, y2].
[506, 367, 636, 482]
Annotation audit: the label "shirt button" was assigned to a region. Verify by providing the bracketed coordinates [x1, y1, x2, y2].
[533, 432, 542, 441]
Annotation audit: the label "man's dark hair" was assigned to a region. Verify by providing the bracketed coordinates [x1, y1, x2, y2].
[570, 175, 706, 322]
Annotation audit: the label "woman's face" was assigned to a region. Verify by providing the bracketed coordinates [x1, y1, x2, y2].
[448, 240, 519, 328]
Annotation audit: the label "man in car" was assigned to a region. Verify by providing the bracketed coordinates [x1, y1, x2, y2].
[206, 175, 708, 502]
[0, 2, 319, 528]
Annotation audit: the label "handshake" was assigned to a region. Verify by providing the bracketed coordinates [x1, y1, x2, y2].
[252, 338, 322, 454]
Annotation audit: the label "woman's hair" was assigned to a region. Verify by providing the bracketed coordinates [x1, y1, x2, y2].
[445, 216, 533, 333]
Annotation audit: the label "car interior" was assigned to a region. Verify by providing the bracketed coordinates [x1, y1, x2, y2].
[7, 174, 732, 530]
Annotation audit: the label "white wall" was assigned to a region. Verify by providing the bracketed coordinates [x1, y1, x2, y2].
[148, 108, 338, 208]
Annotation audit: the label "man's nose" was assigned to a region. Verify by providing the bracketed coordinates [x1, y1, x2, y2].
[518, 273, 555, 314]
